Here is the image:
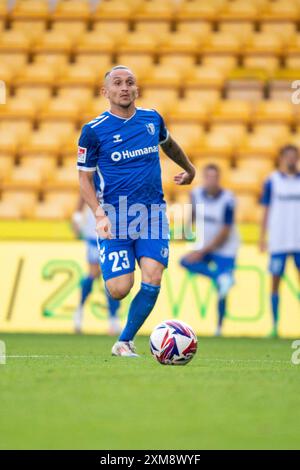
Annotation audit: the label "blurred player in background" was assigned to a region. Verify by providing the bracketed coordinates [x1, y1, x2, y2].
[72, 195, 121, 335]
[180, 164, 240, 336]
[77, 65, 195, 356]
[260, 144, 300, 337]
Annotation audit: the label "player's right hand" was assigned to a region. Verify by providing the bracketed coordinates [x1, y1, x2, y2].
[95, 215, 112, 240]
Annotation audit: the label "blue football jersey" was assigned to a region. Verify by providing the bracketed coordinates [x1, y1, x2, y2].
[77, 107, 169, 210]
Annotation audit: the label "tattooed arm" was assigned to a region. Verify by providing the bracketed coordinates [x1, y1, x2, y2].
[161, 135, 196, 185]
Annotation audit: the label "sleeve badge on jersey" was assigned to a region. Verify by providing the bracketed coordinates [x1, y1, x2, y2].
[77, 146, 87, 163]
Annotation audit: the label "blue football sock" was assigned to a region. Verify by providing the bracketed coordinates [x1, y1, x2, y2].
[80, 275, 94, 306]
[271, 293, 279, 327]
[105, 290, 120, 318]
[218, 298, 226, 328]
[119, 282, 160, 342]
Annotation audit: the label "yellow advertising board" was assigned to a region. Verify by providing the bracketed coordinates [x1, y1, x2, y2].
[0, 241, 299, 337]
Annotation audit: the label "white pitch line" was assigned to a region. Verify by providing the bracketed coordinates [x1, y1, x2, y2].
[2, 355, 292, 364]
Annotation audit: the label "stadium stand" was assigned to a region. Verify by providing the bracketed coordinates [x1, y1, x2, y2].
[0, 0, 300, 221]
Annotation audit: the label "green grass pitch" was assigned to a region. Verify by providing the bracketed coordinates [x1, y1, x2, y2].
[0, 333, 299, 450]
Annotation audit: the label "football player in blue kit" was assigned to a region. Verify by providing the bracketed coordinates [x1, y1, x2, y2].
[77, 65, 195, 356]
[180, 164, 240, 336]
[72, 195, 121, 335]
[260, 145, 300, 337]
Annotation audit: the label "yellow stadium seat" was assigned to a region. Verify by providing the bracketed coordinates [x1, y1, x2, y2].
[226, 77, 265, 102]
[237, 158, 274, 179]
[185, 66, 225, 91]
[252, 124, 291, 144]
[0, 31, 32, 53]
[44, 190, 78, 216]
[0, 130, 18, 155]
[209, 124, 247, 145]
[168, 123, 204, 153]
[0, 52, 28, 74]
[243, 32, 282, 58]
[235, 194, 261, 223]
[74, 53, 113, 75]
[210, 100, 251, 125]
[0, 1, 8, 20]
[225, 169, 262, 196]
[33, 31, 74, 54]
[142, 64, 183, 88]
[52, 0, 90, 21]
[3, 165, 43, 189]
[134, 20, 171, 35]
[46, 165, 79, 190]
[158, 54, 196, 71]
[184, 89, 220, 108]
[253, 101, 294, 125]
[244, 57, 279, 73]
[14, 63, 60, 87]
[0, 62, 16, 84]
[39, 97, 82, 123]
[51, 20, 88, 41]
[0, 119, 32, 142]
[0, 97, 37, 120]
[176, 20, 212, 39]
[11, 0, 49, 20]
[219, 1, 258, 22]
[60, 130, 81, 159]
[202, 56, 237, 72]
[194, 132, 233, 160]
[218, 21, 254, 42]
[167, 98, 209, 124]
[118, 32, 158, 55]
[260, 22, 296, 47]
[38, 122, 77, 139]
[14, 86, 52, 108]
[286, 35, 300, 69]
[57, 63, 98, 88]
[33, 52, 69, 68]
[260, 1, 299, 22]
[18, 156, 56, 179]
[0, 155, 14, 179]
[93, 20, 129, 38]
[1, 190, 37, 217]
[0, 201, 23, 219]
[134, 0, 174, 21]
[176, 1, 220, 21]
[57, 86, 94, 107]
[141, 88, 179, 107]
[10, 20, 46, 42]
[201, 32, 241, 57]
[32, 201, 67, 220]
[237, 133, 278, 160]
[75, 31, 115, 55]
[93, 1, 133, 21]
[19, 130, 64, 157]
[159, 32, 200, 57]
[288, 134, 300, 150]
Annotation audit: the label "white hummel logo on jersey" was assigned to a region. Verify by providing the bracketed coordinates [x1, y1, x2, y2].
[146, 123, 155, 135]
[113, 134, 122, 143]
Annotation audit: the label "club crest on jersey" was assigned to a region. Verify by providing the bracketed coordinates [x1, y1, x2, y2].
[160, 247, 169, 259]
[113, 134, 122, 143]
[146, 123, 155, 135]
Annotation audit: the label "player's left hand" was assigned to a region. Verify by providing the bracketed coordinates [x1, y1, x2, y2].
[174, 167, 195, 185]
[183, 250, 205, 263]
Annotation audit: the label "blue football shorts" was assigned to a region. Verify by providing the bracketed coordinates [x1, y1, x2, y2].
[269, 252, 300, 277]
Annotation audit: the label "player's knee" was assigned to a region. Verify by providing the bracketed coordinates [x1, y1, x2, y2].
[106, 279, 133, 300]
[142, 271, 163, 286]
